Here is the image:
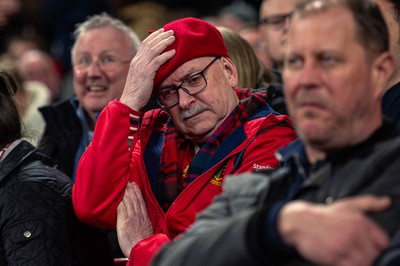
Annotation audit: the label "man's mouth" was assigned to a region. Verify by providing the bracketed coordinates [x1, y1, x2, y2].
[183, 112, 201, 121]
[87, 85, 106, 92]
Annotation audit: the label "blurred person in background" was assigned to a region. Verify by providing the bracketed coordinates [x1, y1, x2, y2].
[0, 54, 50, 147]
[17, 49, 63, 103]
[218, 26, 286, 114]
[259, 0, 300, 81]
[218, 26, 273, 89]
[239, 25, 274, 69]
[4, 25, 44, 59]
[38, 12, 141, 180]
[37, 13, 142, 260]
[216, 1, 259, 32]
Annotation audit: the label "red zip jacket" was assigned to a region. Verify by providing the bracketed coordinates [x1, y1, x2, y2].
[73, 99, 297, 266]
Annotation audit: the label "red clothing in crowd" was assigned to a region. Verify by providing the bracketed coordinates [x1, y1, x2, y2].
[73, 95, 296, 265]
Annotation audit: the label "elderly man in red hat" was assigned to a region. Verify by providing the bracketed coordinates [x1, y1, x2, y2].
[72, 17, 297, 266]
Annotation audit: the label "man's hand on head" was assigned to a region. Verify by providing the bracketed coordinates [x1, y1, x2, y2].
[120, 29, 176, 111]
[278, 195, 391, 266]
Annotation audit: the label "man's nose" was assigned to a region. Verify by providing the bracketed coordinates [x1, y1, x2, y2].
[177, 88, 196, 109]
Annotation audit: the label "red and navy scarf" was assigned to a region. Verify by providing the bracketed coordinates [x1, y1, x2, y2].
[158, 89, 268, 211]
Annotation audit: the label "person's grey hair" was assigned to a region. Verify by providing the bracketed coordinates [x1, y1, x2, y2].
[293, 0, 389, 59]
[71, 12, 141, 63]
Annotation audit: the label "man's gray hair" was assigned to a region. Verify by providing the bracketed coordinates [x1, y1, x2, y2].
[71, 12, 141, 62]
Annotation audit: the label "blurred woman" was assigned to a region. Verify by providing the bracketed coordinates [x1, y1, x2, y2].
[218, 26, 287, 114]
[218, 26, 274, 88]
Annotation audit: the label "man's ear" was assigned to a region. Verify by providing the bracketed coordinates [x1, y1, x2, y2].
[371, 51, 395, 98]
[221, 57, 238, 88]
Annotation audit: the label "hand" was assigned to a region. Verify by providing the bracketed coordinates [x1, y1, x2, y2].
[116, 182, 153, 258]
[278, 195, 391, 266]
[120, 28, 176, 110]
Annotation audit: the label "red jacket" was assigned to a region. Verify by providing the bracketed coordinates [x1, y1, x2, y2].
[73, 99, 296, 266]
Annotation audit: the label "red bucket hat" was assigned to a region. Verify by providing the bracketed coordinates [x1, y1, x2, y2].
[152, 17, 230, 92]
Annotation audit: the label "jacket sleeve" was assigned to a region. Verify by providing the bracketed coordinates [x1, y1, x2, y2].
[73, 100, 143, 229]
[126, 233, 170, 266]
[151, 173, 270, 266]
[1, 181, 74, 265]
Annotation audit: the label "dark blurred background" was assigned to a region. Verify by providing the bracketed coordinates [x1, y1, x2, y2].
[0, 0, 262, 95]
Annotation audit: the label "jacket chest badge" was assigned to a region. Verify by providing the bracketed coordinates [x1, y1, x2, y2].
[182, 165, 189, 180]
[210, 165, 227, 186]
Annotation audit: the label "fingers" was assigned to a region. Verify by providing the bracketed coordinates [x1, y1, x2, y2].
[333, 195, 390, 257]
[337, 195, 391, 213]
[131, 182, 149, 216]
[145, 29, 176, 74]
[142, 28, 174, 48]
[279, 199, 390, 266]
[119, 28, 175, 109]
[117, 198, 127, 219]
[344, 218, 389, 266]
[138, 29, 175, 62]
[364, 218, 389, 250]
[116, 182, 153, 257]
[123, 182, 138, 216]
[122, 182, 148, 218]
[131, 183, 149, 216]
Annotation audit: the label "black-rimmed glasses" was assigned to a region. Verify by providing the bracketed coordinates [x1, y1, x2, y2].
[156, 57, 220, 109]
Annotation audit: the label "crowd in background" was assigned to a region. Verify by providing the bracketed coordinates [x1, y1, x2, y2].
[2, 0, 400, 265]
[0, 0, 263, 79]
[0, 0, 268, 145]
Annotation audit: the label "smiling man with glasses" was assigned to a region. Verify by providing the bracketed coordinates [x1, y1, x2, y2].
[37, 12, 142, 262]
[73, 17, 297, 266]
[38, 13, 141, 180]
